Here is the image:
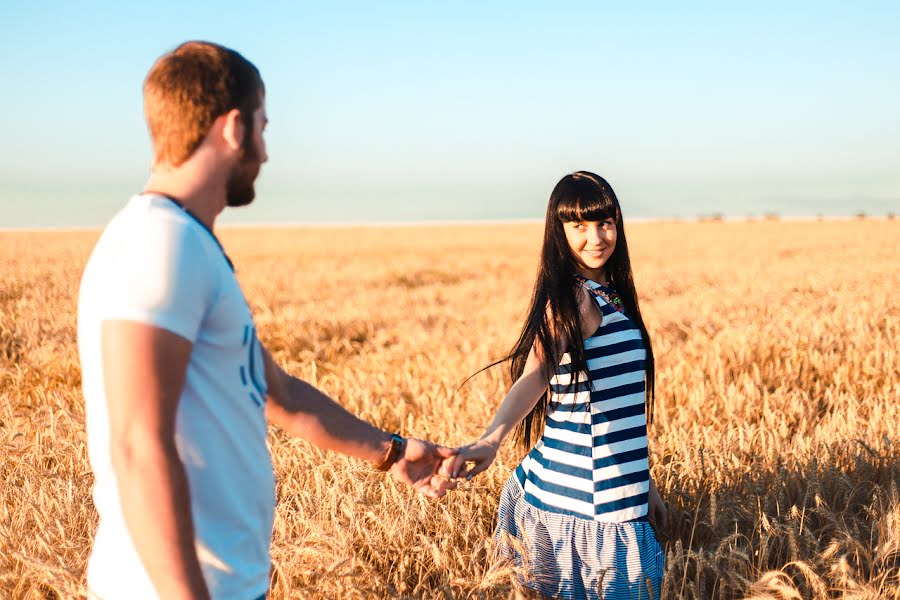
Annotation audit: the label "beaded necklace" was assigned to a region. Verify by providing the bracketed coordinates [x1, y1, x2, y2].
[575, 275, 625, 314]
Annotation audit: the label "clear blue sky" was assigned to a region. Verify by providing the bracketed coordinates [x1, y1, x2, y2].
[2, 1, 898, 227]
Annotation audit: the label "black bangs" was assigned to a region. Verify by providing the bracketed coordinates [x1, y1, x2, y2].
[554, 175, 619, 223]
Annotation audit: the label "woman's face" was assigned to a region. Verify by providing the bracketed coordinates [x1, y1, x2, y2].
[562, 218, 617, 279]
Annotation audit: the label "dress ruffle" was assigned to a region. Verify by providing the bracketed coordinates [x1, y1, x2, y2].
[494, 475, 664, 600]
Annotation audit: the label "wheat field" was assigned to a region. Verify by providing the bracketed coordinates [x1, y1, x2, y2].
[1, 219, 898, 599]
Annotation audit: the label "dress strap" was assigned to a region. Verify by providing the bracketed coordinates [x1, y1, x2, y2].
[574, 275, 625, 314]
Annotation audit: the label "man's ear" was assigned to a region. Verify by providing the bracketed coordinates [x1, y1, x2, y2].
[220, 108, 245, 152]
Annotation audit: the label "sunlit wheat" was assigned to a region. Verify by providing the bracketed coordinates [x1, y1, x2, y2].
[1, 220, 898, 599]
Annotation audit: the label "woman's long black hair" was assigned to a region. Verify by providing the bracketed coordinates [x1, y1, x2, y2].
[506, 171, 656, 449]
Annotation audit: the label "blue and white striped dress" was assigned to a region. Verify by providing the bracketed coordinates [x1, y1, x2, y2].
[495, 277, 664, 599]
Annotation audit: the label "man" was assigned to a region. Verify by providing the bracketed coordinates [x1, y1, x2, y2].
[78, 41, 457, 600]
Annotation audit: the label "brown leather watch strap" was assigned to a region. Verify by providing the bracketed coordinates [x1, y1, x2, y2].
[375, 433, 405, 471]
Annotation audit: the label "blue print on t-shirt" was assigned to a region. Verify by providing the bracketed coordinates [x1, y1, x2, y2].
[240, 324, 266, 407]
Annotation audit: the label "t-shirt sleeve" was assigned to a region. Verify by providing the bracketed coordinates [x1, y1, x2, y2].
[96, 218, 217, 343]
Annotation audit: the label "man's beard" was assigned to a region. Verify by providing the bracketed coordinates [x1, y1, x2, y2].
[226, 127, 261, 208]
[225, 157, 259, 208]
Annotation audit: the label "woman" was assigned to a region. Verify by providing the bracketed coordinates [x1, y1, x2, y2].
[447, 171, 666, 599]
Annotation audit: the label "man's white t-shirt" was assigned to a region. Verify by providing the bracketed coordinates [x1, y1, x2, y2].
[78, 194, 274, 600]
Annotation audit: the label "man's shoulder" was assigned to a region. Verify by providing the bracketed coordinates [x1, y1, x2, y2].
[94, 195, 215, 264]
[82, 195, 227, 297]
[78, 195, 227, 338]
[110, 194, 199, 238]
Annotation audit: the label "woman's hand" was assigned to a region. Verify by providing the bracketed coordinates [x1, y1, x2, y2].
[647, 476, 668, 530]
[443, 439, 499, 481]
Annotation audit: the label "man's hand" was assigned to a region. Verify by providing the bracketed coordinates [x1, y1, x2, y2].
[263, 350, 460, 499]
[389, 439, 459, 498]
[647, 476, 668, 531]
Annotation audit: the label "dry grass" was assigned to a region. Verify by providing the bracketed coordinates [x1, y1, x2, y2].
[1, 220, 898, 599]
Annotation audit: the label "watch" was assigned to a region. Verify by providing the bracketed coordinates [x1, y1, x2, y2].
[375, 433, 405, 471]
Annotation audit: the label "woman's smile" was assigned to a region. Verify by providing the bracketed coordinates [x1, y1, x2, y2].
[563, 218, 617, 279]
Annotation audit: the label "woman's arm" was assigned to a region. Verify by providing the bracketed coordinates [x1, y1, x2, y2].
[446, 346, 549, 480]
[448, 286, 603, 480]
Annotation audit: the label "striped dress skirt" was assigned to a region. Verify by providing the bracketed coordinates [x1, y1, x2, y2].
[494, 474, 664, 600]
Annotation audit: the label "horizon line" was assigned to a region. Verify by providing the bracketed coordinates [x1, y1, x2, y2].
[0, 213, 896, 234]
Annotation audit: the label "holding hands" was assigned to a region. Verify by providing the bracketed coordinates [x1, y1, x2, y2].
[388, 437, 460, 498]
[388, 436, 498, 498]
[404, 339, 568, 491]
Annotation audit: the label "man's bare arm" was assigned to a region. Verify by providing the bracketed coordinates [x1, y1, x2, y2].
[102, 320, 210, 600]
[262, 349, 457, 497]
